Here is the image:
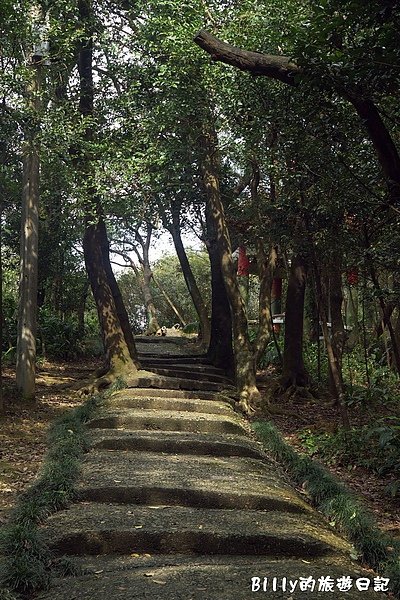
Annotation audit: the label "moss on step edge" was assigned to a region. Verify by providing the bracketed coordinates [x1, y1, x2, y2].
[0, 378, 127, 596]
[252, 420, 400, 598]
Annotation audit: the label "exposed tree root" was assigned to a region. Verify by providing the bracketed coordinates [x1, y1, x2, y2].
[79, 362, 136, 396]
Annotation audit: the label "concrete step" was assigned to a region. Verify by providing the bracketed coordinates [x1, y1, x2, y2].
[139, 362, 226, 376]
[36, 555, 379, 600]
[108, 391, 234, 416]
[143, 368, 232, 385]
[42, 504, 351, 558]
[128, 375, 231, 393]
[87, 409, 246, 435]
[88, 429, 265, 459]
[138, 354, 208, 363]
[76, 451, 309, 513]
[115, 388, 223, 401]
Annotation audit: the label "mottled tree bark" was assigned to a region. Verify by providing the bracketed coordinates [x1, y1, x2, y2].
[205, 195, 234, 377]
[200, 120, 260, 412]
[281, 254, 309, 389]
[77, 0, 138, 380]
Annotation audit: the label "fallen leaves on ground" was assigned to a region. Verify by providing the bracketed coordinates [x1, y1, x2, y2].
[0, 358, 101, 524]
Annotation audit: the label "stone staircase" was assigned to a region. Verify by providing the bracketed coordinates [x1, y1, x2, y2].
[37, 339, 378, 599]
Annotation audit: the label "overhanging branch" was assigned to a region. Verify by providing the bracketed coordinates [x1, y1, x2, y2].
[193, 30, 300, 85]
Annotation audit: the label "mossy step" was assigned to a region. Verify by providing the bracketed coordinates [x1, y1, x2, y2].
[89, 429, 265, 459]
[108, 393, 234, 416]
[87, 409, 246, 435]
[129, 375, 230, 393]
[147, 368, 232, 385]
[76, 451, 309, 513]
[36, 555, 378, 600]
[42, 504, 351, 558]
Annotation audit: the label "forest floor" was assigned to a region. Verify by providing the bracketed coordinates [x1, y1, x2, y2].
[0, 357, 398, 540]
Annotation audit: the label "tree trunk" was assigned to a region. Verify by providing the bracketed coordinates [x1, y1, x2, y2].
[205, 196, 234, 377]
[237, 245, 250, 307]
[312, 260, 350, 429]
[194, 32, 400, 209]
[142, 264, 160, 334]
[253, 242, 275, 366]
[200, 120, 260, 412]
[347, 95, 400, 207]
[281, 254, 309, 389]
[83, 223, 135, 374]
[98, 219, 137, 360]
[16, 64, 41, 401]
[0, 202, 3, 414]
[77, 0, 138, 379]
[325, 268, 346, 400]
[152, 275, 186, 328]
[168, 214, 211, 346]
[77, 280, 89, 339]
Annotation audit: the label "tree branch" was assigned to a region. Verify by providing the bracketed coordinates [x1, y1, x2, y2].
[193, 30, 300, 85]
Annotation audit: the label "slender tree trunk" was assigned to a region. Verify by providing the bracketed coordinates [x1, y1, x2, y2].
[142, 264, 160, 334]
[205, 196, 234, 377]
[200, 120, 260, 412]
[77, 280, 89, 339]
[0, 202, 3, 414]
[281, 254, 309, 389]
[152, 275, 186, 328]
[237, 245, 250, 306]
[16, 62, 41, 401]
[325, 267, 346, 400]
[253, 241, 275, 366]
[312, 260, 350, 429]
[168, 214, 211, 346]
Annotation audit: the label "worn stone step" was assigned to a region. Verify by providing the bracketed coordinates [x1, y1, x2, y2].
[128, 375, 230, 393]
[147, 368, 232, 385]
[87, 409, 246, 435]
[138, 360, 225, 375]
[35, 555, 378, 600]
[76, 451, 309, 513]
[138, 354, 208, 363]
[89, 429, 265, 459]
[117, 388, 223, 401]
[42, 504, 351, 558]
[108, 391, 234, 416]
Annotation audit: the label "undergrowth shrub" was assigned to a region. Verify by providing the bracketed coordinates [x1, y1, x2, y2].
[298, 417, 400, 496]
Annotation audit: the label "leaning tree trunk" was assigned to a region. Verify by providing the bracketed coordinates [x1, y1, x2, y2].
[98, 219, 137, 360]
[83, 223, 136, 377]
[200, 120, 260, 412]
[205, 196, 234, 377]
[168, 213, 211, 346]
[281, 254, 309, 389]
[152, 275, 186, 328]
[77, 0, 138, 381]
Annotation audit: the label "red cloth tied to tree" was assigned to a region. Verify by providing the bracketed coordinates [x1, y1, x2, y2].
[237, 245, 250, 276]
[347, 268, 359, 286]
